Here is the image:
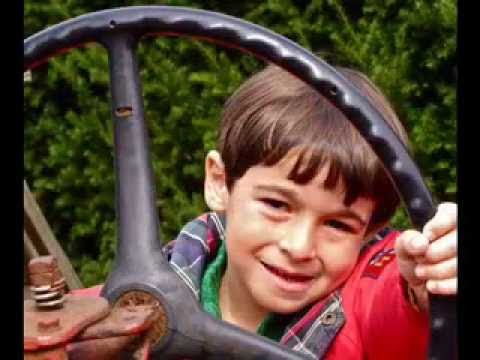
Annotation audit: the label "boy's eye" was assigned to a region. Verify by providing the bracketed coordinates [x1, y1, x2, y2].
[326, 220, 354, 232]
[261, 198, 290, 211]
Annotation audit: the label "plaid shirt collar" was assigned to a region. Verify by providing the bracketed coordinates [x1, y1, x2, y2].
[164, 212, 346, 359]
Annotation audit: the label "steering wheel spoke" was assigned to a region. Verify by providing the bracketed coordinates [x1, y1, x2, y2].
[101, 32, 166, 279]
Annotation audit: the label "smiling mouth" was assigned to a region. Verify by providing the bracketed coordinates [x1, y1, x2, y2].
[261, 262, 314, 283]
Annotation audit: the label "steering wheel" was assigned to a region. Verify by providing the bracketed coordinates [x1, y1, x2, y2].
[24, 6, 456, 360]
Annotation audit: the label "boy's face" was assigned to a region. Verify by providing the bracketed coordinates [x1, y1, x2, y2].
[206, 151, 376, 316]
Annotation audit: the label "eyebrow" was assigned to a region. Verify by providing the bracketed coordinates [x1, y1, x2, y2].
[255, 184, 300, 202]
[254, 184, 368, 227]
[330, 209, 368, 227]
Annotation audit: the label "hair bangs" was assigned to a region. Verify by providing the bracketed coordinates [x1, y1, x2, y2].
[259, 93, 386, 208]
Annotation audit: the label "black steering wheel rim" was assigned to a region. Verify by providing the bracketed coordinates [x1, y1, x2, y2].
[24, 6, 455, 360]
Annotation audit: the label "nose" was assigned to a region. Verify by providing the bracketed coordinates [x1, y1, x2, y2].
[278, 217, 316, 261]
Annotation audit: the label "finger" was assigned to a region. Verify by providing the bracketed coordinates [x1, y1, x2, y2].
[423, 202, 457, 242]
[415, 257, 457, 280]
[413, 254, 427, 265]
[395, 230, 429, 259]
[426, 278, 457, 295]
[424, 230, 457, 262]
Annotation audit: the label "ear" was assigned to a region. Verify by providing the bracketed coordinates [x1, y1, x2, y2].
[204, 150, 229, 211]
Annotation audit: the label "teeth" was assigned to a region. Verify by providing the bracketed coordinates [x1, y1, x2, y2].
[263, 263, 312, 282]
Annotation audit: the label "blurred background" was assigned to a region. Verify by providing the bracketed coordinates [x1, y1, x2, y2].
[24, 0, 456, 286]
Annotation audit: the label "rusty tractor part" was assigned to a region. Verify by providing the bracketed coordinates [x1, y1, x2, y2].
[66, 335, 151, 360]
[28, 256, 66, 309]
[24, 294, 110, 352]
[24, 347, 68, 360]
[25, 255, 157, 358]
[25, 293, 158, 359]
[67, 335, 140, 360]
[25, 256, 110, 355]
[66, 300, 157, 360]
[113, 290, 169, 349]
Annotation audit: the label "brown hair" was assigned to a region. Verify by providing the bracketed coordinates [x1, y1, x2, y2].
[218, 64, 409, 232]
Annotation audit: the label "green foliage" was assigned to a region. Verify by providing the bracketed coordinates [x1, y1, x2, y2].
[24, 0, 456, 286]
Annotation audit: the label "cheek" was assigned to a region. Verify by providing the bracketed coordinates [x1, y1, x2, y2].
[317, 238, 361, 279]
[226, 201, 272, 250]
[225, 220, 269, 258]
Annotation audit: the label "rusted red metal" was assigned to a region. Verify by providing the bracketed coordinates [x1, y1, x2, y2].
[64, 294, 158, 358]
[24, 346, 68, 360]
[115, 290, 170, 348]
[25, 256, 158, 358]
[28, 255, 67, 309]
[28, 256, 63, 287]
[66, 334, 139, 359]
[24, 295, 110, 351]
[76, 303, 156, 340]
[37, 317, 61, 332]
[25, 295, 157, 358]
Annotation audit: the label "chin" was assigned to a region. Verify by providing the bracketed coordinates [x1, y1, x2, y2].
[273, 305, 304, 315]
[261, 296, 310, 315]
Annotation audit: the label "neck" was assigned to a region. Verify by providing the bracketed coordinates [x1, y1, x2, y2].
[219, 266, 268, 332]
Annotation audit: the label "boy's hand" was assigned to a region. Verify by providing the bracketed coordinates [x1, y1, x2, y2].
[394, 202, 457, 312]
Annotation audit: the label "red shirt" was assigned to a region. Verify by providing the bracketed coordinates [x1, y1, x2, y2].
[326, 231, 429, 360]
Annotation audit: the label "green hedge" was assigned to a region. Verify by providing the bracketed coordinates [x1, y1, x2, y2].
[24, 0, 456, 286]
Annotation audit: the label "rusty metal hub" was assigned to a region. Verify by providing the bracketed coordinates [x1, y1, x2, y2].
[24, 256, 160, 359]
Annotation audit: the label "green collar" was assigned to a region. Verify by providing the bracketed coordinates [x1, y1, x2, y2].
[200, 240, 289, 342]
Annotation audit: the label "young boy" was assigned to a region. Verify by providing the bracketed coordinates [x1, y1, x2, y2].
[164, 64, 457, 359]
[73, 64, 457, 359]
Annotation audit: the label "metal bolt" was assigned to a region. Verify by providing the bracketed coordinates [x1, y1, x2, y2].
[37, 318, 61, 332]
[122, 314, 137, 322]
[28, 256, 65, 309]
